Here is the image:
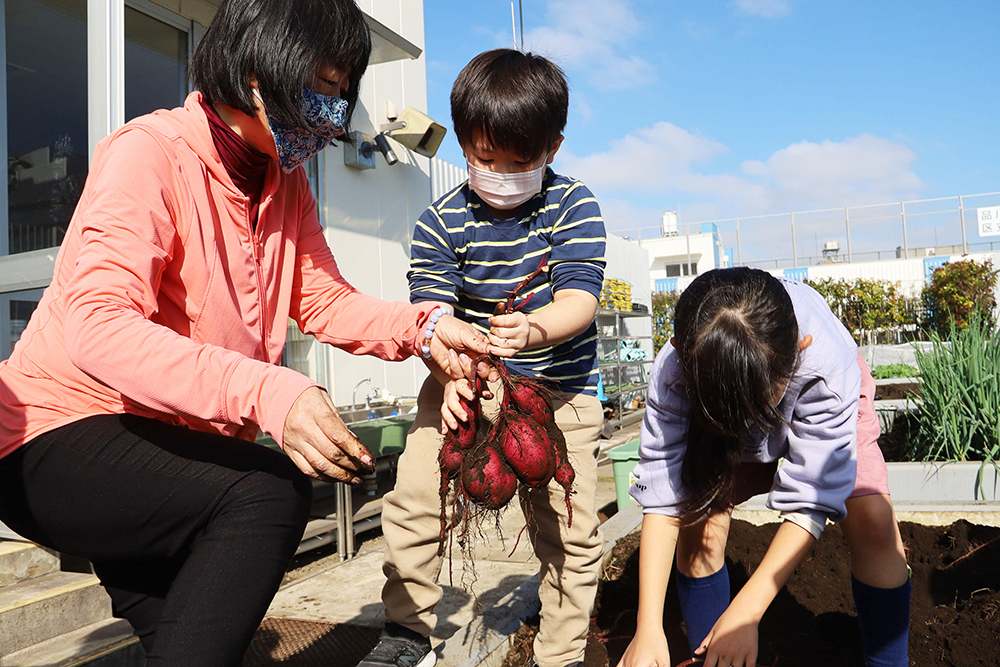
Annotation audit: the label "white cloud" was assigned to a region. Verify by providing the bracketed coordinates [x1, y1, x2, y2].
[556, 124, 927, 220]
[745, 134, 927, 210]
[558, 122, 729, 190]
[732, 0, 794, 19]
[524, 0, 656, 89]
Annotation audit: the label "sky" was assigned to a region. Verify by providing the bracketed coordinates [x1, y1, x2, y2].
[421, 0, 999, 242]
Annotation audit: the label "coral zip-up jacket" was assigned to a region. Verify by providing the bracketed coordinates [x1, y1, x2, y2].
[0, 93, 436, 458]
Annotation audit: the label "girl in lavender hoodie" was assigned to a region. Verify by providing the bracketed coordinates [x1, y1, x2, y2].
[618, 268, 910, 667]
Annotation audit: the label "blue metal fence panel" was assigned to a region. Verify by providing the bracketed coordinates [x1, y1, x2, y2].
[783, 267, 808, 281]
[655, 278, 678, 293]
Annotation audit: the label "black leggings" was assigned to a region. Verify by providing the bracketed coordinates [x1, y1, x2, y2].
[0, 414, 312, 666]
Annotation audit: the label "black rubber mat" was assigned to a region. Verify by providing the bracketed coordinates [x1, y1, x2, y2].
[243, 617, 382, 666]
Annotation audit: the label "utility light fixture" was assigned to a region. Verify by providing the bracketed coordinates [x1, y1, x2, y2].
[344, 107, 447, 169]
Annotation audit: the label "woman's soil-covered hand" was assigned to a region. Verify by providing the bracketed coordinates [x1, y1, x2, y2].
[283, 387, 374, 483]
[616, 626, 672, 667]
[694, 607, 759, 667]
[429, 313, 503, 366]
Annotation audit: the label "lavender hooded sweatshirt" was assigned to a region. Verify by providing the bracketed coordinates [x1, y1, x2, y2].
[629, 279, 861, 538]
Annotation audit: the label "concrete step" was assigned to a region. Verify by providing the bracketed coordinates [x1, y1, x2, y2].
[0, 571, 113, 656]
[0, 542, 60, 588]
[0, 618, 142, 667]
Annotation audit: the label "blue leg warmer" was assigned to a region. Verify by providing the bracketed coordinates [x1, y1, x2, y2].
[675, 564, 730, 658]
[851, 575, 911, 667]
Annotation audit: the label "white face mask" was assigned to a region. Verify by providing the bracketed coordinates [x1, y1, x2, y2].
[467, 162, 546, 210]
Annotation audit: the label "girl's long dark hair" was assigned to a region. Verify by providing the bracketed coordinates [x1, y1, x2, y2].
[674, 268, 799, 522]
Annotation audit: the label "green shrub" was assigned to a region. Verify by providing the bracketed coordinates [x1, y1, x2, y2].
[651, 290, 679, 354]
[906, 316, 1000, 469]
[806, 277, 915, 345]
[921, 258, 998, 334]
[871, 363, 919, 379]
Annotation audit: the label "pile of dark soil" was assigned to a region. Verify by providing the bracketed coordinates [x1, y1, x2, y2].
[503, 519, 1000, 667]
[873, 379, 921, 402]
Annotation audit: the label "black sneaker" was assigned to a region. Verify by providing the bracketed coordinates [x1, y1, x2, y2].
[358, 622, 436, 667]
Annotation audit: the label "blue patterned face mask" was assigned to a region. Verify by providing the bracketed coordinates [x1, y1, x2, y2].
[255, 86, 348, 173]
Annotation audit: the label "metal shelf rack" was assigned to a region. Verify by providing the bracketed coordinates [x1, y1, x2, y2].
[596, 308, 653, 430]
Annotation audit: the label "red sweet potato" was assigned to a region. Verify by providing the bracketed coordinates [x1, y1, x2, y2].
[500, 417, 556, 488]
[461, 445, 518, 509]
[439, 436, 464, 479]
[453, 394, 478, 449]
[552, 444, 575, 489]
[507, 380, 553, 426]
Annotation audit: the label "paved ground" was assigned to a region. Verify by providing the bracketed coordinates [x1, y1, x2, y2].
[261, 424, 643, 667]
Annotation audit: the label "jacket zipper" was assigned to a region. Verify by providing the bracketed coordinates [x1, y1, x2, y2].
[250, 203, 269, 360]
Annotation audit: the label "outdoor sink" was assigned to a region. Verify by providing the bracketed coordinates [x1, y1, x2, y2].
[336, 404, 402, 425]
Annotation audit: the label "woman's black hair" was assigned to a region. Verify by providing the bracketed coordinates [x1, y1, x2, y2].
[451, 49, 568, 161]
[673, 267, 800, 521]
[190, 0, 371, 132]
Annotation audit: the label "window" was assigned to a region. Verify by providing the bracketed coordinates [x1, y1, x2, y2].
[3, 0, 190, 258]
[1, 290, 43, 356]
[0, 0, 193, 362]
[125, 4, 188, 121]
[665, 262, 697, 277]
[6, 0, 89, 255]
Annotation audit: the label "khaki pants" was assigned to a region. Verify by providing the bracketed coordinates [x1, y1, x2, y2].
[381, 375, 604, 667]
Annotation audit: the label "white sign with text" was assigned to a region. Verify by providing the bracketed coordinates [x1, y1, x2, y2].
[978, 206, 1000, 237]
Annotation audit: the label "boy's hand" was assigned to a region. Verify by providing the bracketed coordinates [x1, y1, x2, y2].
[488, 311, 530, 357]
[440, 375, 476, 433]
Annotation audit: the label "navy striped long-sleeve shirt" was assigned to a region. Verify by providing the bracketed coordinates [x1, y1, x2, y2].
[408, 168, 607, 395]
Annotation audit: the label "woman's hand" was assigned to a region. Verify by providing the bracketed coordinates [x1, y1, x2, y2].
[429, 313, 501, 370]
[694, 605, 760, 667]
[283, 387, 374, 483]
[616, 625, 672, 667]
[487, 311, 530, 357]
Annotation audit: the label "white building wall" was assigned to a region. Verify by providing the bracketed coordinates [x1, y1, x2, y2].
[806, 258, 928, 297]
[640, 233, 718, 293]
[605, 234, 651, 310]
[318, 0, 435, 407]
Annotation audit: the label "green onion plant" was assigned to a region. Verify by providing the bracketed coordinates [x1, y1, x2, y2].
[907, 315, 1000, 496]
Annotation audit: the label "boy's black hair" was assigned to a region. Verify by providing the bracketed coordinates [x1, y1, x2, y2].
[451, 49, 568, 160]
[190, 0, 371, 132]
[672, 267, 800, 521]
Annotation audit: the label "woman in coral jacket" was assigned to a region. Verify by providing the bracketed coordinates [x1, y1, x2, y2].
[0, 0, 489, 664]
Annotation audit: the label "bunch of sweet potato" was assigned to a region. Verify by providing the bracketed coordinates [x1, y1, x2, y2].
[436, 259, 576, 553]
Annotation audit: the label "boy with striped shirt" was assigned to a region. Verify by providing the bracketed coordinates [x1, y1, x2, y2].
[362, 49, 607, 667]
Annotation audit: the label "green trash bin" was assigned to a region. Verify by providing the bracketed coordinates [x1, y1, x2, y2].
[606, 439, 641, 510]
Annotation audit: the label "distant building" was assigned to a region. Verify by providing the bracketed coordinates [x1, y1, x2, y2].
[639, 212, 730, 294]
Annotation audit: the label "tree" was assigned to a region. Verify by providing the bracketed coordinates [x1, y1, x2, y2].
[806, 277, 915, 345]
[921, 258, 999, 334]
[651, 290, 680, 354]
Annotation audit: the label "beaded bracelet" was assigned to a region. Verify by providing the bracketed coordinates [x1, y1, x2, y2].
[421, 306, 453, 359]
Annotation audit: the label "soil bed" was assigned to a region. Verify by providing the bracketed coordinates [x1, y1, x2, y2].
[873, 379, 921, 401]
[502, 519, 1000, 667]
